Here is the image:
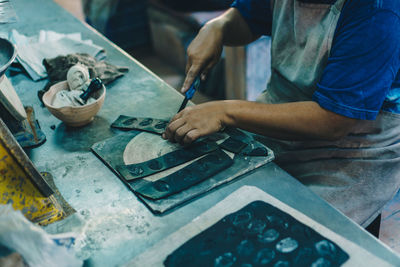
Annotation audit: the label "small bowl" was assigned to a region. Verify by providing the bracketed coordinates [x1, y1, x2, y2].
[43, 81, 106, 127]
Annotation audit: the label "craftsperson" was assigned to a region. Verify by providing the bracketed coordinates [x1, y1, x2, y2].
[162, 0, 400, 227]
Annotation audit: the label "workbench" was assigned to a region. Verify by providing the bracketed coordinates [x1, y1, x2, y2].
[2, 0, 400, 266]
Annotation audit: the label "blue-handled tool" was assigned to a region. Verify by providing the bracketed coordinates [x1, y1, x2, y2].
[178, 76, 201, 112]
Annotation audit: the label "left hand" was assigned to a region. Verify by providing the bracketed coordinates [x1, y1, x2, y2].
[162, 101, 227, 145]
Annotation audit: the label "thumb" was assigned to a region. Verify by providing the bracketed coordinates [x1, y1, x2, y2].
[182, 65, 201, 93]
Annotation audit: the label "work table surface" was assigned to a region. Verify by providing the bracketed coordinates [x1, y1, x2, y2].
[2, 0, 400, 266]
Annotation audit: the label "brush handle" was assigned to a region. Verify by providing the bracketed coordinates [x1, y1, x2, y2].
[185, 76, 200, 100]
[80, 78, 103, 103]
[177, 76, 200, 112]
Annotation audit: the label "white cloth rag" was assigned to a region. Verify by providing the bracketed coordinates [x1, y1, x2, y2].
[8, 29, 105, 81]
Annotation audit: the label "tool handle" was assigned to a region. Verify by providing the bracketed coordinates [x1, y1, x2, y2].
[80, 78, 103, 102]
[185, 76, 200, 100]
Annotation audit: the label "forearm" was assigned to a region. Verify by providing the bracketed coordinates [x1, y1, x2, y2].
[206, 8, 258, 46]
[222, 100, 358, 141]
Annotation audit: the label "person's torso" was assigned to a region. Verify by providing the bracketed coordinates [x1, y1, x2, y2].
[259, 0, 400, 114]
[257, 0, 400, 150]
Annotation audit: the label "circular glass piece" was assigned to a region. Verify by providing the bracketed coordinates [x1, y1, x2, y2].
[258, 229, 280, 244]
[253, 248, 275, 265]
[247, 219, 267, 235]
[236, 240, 255, 257]
[224, 227, 239, 242]
[123, 118, 137, 126]
[154, 121, 168, 129]
[311, 257, 332, 267]
[129, 166, 144, 176]
[139, 118, 153, 126]
[274, 261, 290, 267]
[164, 159, 177, 170]
[231, 211, 252, 228]
[148, 159, 162, 170]
[276, 237, 299, 254]
[266, 215, 289, 230]
[293, 247, 313, 266]
[214, 252, 236, 267]
[154, 181, 170, 192]
[315, 240, 336, 259]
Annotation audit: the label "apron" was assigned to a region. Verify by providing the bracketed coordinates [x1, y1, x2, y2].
[256, 0, 400, 227]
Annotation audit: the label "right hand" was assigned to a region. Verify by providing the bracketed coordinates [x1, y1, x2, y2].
[181, 22, 224, 93]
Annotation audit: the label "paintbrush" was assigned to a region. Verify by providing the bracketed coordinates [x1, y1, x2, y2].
[178, 76, 201, 112]
[74, 78, 103, 105]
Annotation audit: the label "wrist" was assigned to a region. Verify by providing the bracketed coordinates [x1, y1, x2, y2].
[220, 100, 236, 128]
[204, 17, 227, 44]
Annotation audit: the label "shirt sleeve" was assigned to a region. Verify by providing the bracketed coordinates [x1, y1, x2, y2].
[231, 0, 273, 36]
[313, 3, 400, 120]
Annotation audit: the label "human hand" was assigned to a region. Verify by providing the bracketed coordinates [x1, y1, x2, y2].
[162, 101, 227, 145]
[181, 22, 224, 93]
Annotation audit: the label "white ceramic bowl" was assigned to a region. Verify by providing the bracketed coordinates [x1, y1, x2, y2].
[43, 81, 106, 127]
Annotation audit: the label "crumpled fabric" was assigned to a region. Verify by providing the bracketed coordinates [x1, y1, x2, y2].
[38, 53, 128, 102]
[8, 29, 106, 81]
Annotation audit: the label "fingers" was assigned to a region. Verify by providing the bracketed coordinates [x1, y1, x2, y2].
[174, 123, 193, 144]
[162, 117, 185, 141]
[200, 71, 208, 82]
[185, 57, 192, 75]
[162, 113, 202, 145]
[183, 129, 201, 145]
[200, 60, 216, 81]
[171, 124, 202, 145]
[182, 64, 201, 93]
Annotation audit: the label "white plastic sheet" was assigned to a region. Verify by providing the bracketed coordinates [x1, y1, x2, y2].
[0, 205, 82, 267]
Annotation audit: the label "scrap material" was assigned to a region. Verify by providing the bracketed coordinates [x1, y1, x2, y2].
[128, 186, 393, 267]
[135, 149, 234, 200]
[117, 140, 219, 181]
[219, 137, 248, 154]
[111, 115, 169, 134]
[92, 130, 274, 214]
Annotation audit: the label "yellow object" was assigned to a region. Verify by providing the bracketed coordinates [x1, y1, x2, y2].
[0, 118, 65, 225]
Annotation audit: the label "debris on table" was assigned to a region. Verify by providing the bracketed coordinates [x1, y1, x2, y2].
[39, 53, 128, 102]
[7, 29, 105, 81]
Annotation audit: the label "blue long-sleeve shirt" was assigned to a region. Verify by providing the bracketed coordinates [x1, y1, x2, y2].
[232, 0, 400, 120]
